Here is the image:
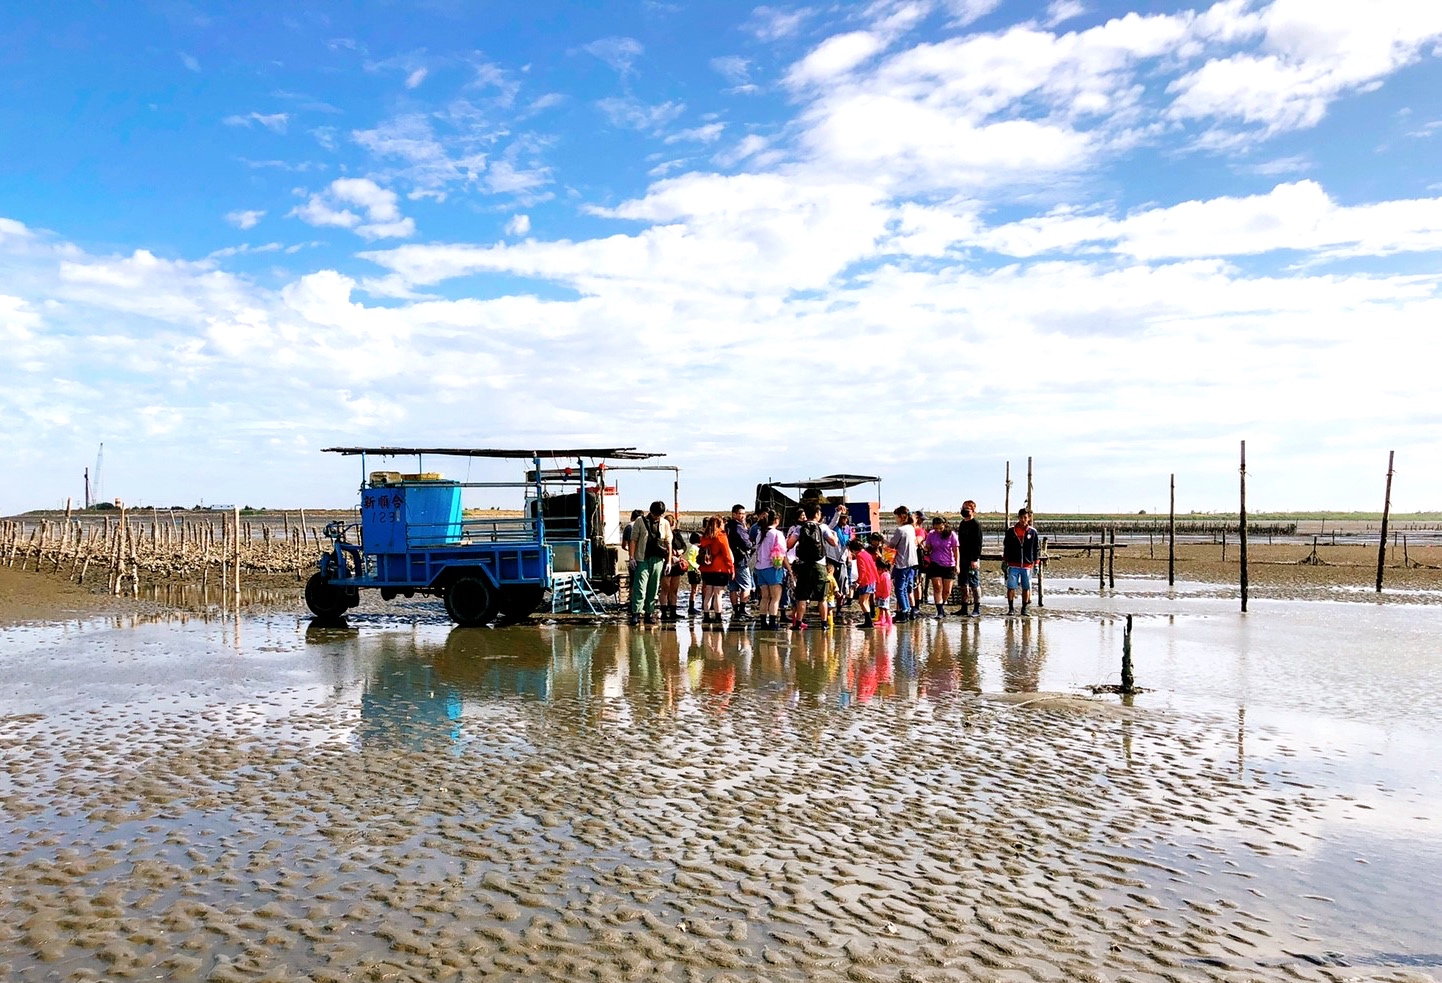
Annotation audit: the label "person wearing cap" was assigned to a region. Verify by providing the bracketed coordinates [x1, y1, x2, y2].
[957, 500, 984, 615]
[1001, 507, 1039, 616]
[627, 500, 673, 626]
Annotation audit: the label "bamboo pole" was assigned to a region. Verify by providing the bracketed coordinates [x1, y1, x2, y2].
[1004, 462, 1011, 521]
[1108, 526, 1116, 589]
[1026, 456, 1033, 515]
[1239, 440, 1248, 613]
[1376, 450, 1395, 593]
[233, 505, 242, 600]
[1168, 474, 1176, 588]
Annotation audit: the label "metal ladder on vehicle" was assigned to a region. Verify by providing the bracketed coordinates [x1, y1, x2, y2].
[550, 572, 602, 614]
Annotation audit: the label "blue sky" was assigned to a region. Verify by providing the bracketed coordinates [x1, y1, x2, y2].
[3, 0, 1441, 514]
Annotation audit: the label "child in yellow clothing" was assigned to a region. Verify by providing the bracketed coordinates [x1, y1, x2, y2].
[824, 567, 839, 629]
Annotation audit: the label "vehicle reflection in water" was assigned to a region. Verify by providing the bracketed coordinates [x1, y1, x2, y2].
[326, 618, 1053, 749]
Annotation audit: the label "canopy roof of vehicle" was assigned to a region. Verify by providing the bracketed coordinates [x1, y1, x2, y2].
[761, 473, 879, 490]
[323, 446, 662, 460]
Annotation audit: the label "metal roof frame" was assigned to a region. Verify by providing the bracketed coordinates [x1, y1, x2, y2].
[323, 446, 662, 461]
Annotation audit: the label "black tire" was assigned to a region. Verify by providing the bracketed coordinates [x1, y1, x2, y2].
[444, 575, 497, 627]
[498, 585, 544, 623]
[305, 572, 351, 619]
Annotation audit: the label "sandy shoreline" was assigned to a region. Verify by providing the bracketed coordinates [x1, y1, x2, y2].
[3, 572, 1440, 981]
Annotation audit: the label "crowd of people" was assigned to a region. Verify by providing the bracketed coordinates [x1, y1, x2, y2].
[624, 499, 1041, 629]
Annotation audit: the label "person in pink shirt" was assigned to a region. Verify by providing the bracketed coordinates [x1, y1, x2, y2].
[923, 516, 961, 618]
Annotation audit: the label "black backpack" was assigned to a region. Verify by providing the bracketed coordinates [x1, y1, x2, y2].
[795, 521, 825, 563]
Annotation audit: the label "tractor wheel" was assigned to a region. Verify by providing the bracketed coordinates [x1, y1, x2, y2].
[498, 585, 544, 623]
[444, 575, 497, 627]
[305, 573, 351, 619]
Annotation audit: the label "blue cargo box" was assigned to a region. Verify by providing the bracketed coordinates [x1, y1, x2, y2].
[362, 481, 463, 552]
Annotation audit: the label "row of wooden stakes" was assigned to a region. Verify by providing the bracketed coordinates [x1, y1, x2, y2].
[1, 507, 324, 597]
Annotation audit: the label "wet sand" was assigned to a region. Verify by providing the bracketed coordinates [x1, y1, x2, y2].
[2, 601, 1439, 982]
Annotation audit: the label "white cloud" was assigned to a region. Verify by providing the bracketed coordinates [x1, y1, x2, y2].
[584, 36, 644, 76]
[1044, 0, 1086, 27]
[665, 123, 726, 145]
[405, 67, 428, 89]
[289, 178, 416, 240]
[1169, 0, 1442, 135]
[597, 97, 687, 134]
[786, 31, 889, 87]
[975, 181, 1442, 260]
[749, 6, 812, 41]
[944, 0, 1002, 28]
[225, 210, 265, 230]
[352, 113, 489, 196]
[223, 112, 290, 133]
[711, 55, 753, 88]
[180, 53, 201, 73]
[505, 214, 531, 236]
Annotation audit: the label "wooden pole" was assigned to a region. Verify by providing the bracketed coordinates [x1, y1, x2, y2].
[1004, 461, 1011, 522]
[1239, 439, 1248, 613]
[1098, 534, 1105, 589]
[1026, 456, 1033, 514]
[1107, 526, 1116, 589]
[1376, 450, 1395, 593]
[1168, 474, 1176, 587]
[1121, 614, 1134, 693]
[234, 505, 243, 600]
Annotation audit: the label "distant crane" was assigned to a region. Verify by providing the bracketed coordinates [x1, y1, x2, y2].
[93, 443, 104, 508]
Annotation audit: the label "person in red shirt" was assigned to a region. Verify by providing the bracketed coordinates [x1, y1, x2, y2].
[696, 514, 735, 630]
[847, 537, 878, 628]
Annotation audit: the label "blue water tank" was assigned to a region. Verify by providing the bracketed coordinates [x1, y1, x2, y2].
[362, 481, 462, 551]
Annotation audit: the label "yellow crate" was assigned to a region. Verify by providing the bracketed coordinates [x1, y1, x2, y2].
[369, 471, 403, 487]
[401, 472, 444, 482]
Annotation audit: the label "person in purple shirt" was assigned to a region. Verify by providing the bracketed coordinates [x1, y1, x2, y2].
[923, 515, 961, 618]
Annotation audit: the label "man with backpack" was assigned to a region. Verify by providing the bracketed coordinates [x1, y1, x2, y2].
[725, 504, 756, 622]
[786, 502, 839, 630]
[627, 500, 673, 626]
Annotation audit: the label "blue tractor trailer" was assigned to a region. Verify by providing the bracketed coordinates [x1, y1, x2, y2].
[305, 446, 664, 626]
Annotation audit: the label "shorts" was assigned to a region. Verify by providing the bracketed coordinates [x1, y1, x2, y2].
[687, 570, 701, 586]
[962, 565, 980, 590]
[853, 583, 876, 596]
[729, 563, 755, 592]
[792, 561, 827, 602]
[1005, 566, 1032, 591]
[755, 566, 785, 587]
[701, 571, 732, 588]
[928, 564, 958, 580]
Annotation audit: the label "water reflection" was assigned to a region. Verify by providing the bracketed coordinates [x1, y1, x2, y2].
[333, 619, 1060, 748]
[1001, 617, 1047, 692]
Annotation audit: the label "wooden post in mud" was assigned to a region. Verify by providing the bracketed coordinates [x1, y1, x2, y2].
[1026, 456, 1033, 514]
[1004, 462, 1011, 522]
[1168, 474, 1176, 587]
[1239, 440, 1249, 613]
[1098, 535, 1106, 589]
[1120, 614, 1134, 693]
[1108, 526, 1116, 588]
[1376, 450, 1395, 593]
[233, 505, 242, 600]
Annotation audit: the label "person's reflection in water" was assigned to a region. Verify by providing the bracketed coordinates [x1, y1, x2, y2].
[699, 628, 737, 710]
[1001, 616, 1046, 692]
[920, 620, 960, 700]
[892, 620, 921, 701]
[845, 629, 884, 705]
[957, 618, 982, 691]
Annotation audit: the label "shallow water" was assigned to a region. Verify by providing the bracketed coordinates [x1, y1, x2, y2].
[1, 591, 1438, 981]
